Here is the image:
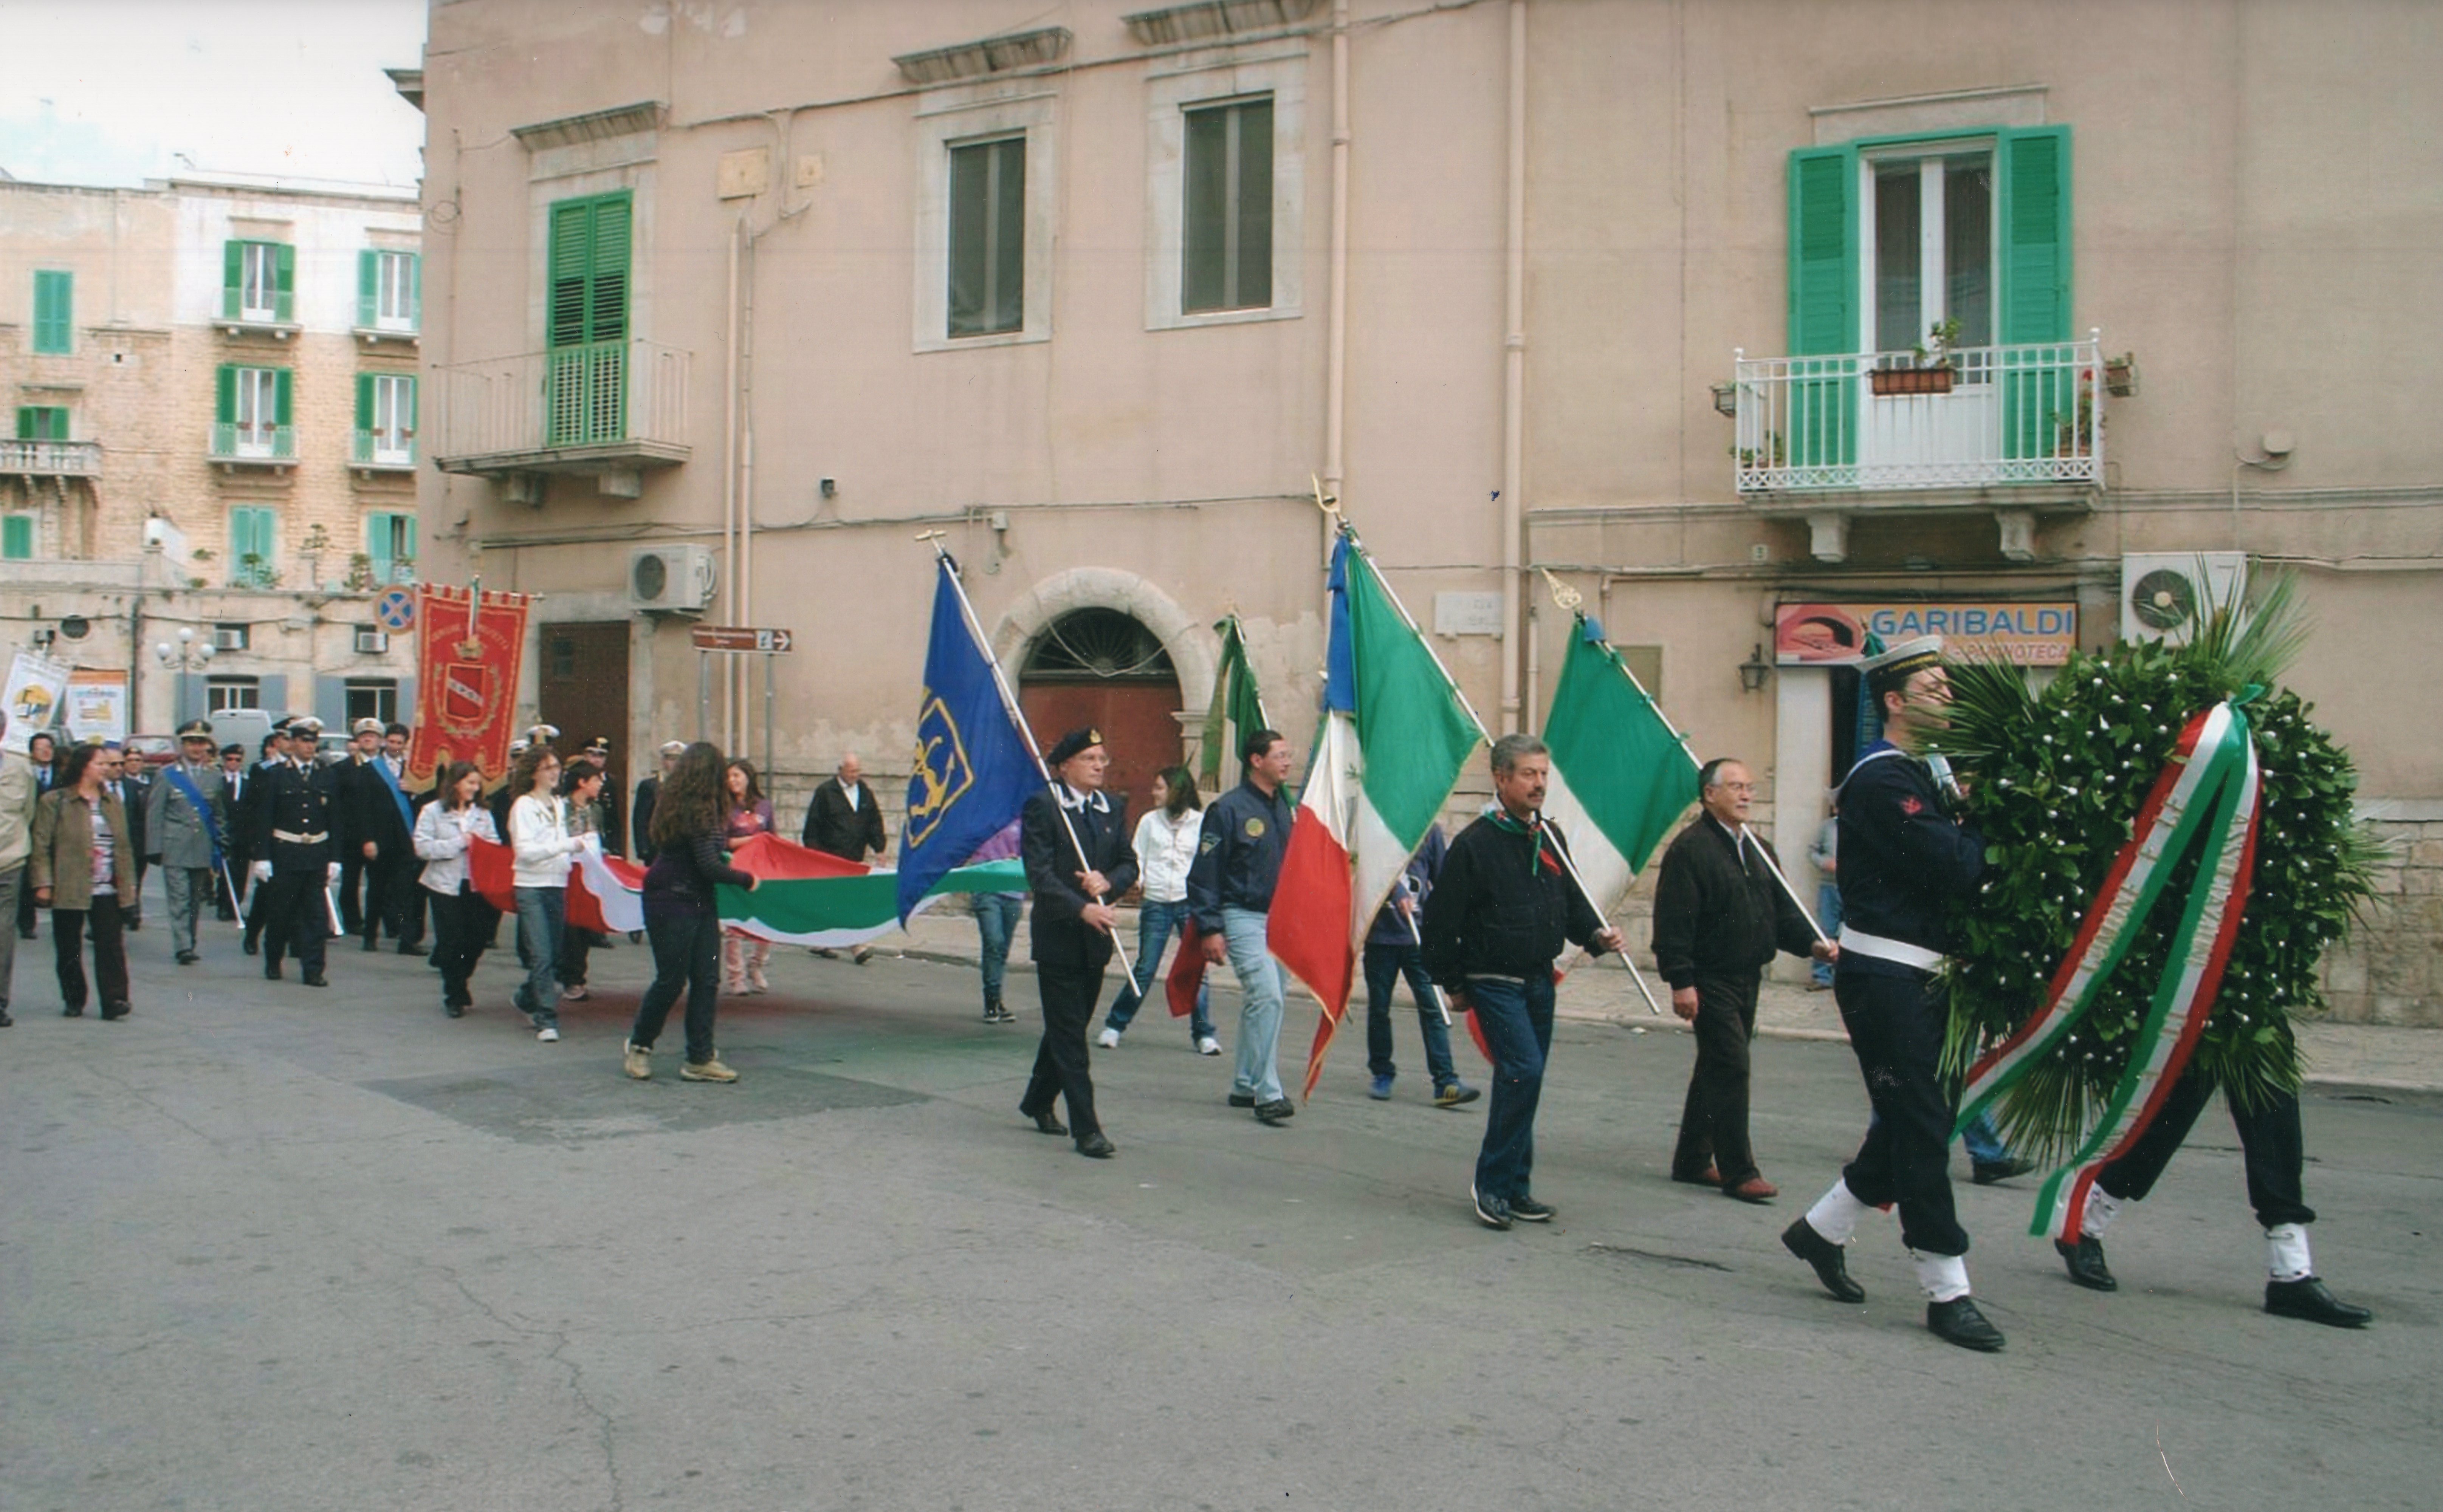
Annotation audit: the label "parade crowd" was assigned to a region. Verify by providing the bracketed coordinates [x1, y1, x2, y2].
[0, 638, 2371, 1352]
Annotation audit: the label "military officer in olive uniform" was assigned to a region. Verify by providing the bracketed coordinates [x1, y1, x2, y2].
[247, 715, 340, 986]
[145, 719, 229, 965]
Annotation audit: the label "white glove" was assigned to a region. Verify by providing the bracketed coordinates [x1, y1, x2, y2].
[327, 862, 343, 885]
[251, 860, 273, 884]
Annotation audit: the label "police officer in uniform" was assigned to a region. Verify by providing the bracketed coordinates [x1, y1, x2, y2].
[1780, 638, 2005, 1353]
[145, 720, 228, 965]
[239, 726, 290, 955]
[1016, 728, 1137, 1159]
[248, 715, 339, 986]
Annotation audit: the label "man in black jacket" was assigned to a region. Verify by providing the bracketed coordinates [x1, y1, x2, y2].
[336, 718, 413, 951]
[1779, 637, 2003, 1352]
[1017, 729, 1136, 1159]
[1652, 757, 1833, 1202]
[803, 752, 888, 963]
[631, 740, 685, 863]
[1423, 734, 1624, 1231]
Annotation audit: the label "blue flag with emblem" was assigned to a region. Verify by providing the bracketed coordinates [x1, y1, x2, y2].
[898, 557, 1043, 923]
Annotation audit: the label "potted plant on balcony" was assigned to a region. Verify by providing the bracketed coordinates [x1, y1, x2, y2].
[2103, 351, 2138, 397]
[2051, 368, 2101, 458]
[1872, 318, 1961, 397]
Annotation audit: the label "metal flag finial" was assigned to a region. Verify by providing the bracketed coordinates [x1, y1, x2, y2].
[1536, 566, 1583, 614]
[1310, 473, 1341, 521]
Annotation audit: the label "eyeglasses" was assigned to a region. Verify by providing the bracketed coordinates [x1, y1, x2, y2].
[1710, 781, 1756, 794]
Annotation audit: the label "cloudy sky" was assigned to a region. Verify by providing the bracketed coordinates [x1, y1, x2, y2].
[0, 0, 427, 188]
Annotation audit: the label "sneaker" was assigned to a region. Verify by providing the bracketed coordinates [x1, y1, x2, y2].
[1434, 1081, 1482, 1108]
[561, 984, 590, 1001]
[1508, 1195, 1556, 1222]
[537, 1026, 561, 1043]
[681, 1057, 740, 1083]
[1097, 1028, 1122, 1049]
[623, 1042, 652, 1080]
[1253, 1098, 1296, 1125]
[1472, 1184, 1514, 1231]
[1368, 1073, 1395, 1100]
[1227, 1093, 1258, 1108]
[852, 945, 874, 965]
[1971, 1156, 2039, 1185]
[748, 966, 770, 993]
[1196, 1036, 1222, 1056]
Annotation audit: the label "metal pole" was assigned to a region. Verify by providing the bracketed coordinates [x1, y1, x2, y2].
[1740, 822, 1832, 944]
[1537, 814, 1663, 1015]
[1393, 886, 1452, 1027]
[928, 540, 1132, 982]
[696, 650, 710, 746]
[762, 649, 774, 788]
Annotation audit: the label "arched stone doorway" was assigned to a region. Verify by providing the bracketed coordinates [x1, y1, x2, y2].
[1018, 607, 1182, 813]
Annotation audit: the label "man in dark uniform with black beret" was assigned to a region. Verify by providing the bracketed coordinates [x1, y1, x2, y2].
[1780, 637, 2003, 1351]
[1017, 728, 1137, 1159]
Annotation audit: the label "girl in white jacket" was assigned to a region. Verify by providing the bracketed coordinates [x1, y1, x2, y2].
[414, 760, 500, 1018]
[506, 745, 589, 1040]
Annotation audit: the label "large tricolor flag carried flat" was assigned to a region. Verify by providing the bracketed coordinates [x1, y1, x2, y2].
[1269, 533, 1485, 1098]
[1538, 613, 1698, 917]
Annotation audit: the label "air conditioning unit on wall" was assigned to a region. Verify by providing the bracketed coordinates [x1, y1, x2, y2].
[2121, 552, 2248, 645]
[627, 545, 719, 615]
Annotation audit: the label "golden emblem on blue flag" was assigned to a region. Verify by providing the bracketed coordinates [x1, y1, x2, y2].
[906, 692, 974, 850]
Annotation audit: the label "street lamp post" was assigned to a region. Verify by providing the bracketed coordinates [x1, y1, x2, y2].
[156, 627, 215, 726]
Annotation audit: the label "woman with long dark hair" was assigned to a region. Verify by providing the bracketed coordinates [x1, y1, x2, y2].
[624, 742, 757, 1083]
[414, 761, 500, 1017]
[28, 742, 135, 1020]
[719, 757, 777, 994]
[1096, 765, 1216, 1052]
[507, 744, 589, 1042]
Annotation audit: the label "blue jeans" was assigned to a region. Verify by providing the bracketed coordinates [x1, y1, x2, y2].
[1103, 897, 1213, 1038]
[1812, 882, 1842, 986]
[1961, 1108, 2012, 1165]
[1469, 973, 1555, 1202]
[629, 907, 723, 1064]
[973, 893, 1024, 1006]
[512, 886, 565, 1027]
[1222, 906, 1284, 1103]
[1364, 942, 1458, 1088]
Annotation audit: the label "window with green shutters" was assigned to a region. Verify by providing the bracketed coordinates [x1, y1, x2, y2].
[33, 270, 73, 353]
[229, 506, 277, 587]
[223, 240, 295, 323]
[355, 372, 416, 465]
[214, 365, 293, 460]
[1784, 125, 2072, 470]
[545, 192, 632, 445]
[947, 135, 1026, 337]
[15, 406, 69, 441]
[358, 249, 420, 332]
[1182, 96, 1273, 313]
[2, 515, 32, 560]
[366, 511, 416, 585]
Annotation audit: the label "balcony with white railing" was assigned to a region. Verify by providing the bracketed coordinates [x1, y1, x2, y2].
[434, 338, 690, 498]
[1729, 331, 2105, 562]
[353, 429, 418, 474]
[0, 438, 101, 477]
[209, 423, 296, 470]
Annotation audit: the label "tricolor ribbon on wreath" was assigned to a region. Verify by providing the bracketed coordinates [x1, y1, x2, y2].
[1952, 696, 2265, 1246]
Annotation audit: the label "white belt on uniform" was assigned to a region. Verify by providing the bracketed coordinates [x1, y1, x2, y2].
[1837, 925, 1946, 973]
[271, 829, 329, 845]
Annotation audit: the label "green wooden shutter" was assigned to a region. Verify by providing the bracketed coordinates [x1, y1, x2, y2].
[273, 369, 293, 425]
[33, 270, 73, 353]
[546, 193, 632, 444]
[358, 249, 378, 327]
[407, 254, 421, 329]
[274, 244, 296, 322]
[223, 241, 244, 319]
[355, 372, 375, 430]
[215, 365, 238, 424]
[367, 513, 394, 581]
[2, 515, 31, 560]
[1786, 145, 1859, 474]
[12, 407, 28, 439]
[403, 375, 418, 432]
[1998, 125, 2074, 460]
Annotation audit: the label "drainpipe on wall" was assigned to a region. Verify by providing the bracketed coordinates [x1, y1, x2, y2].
[722, 212, 743, 750]
[1498, 0, 1527, 735]
[740, 230, 760, 765]
[1325, 0, 1351, 530]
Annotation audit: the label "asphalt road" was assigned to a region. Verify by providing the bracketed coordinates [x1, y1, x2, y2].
[3, 922, 2437, 1511]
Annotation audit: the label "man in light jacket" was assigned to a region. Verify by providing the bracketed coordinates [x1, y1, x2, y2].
[146, 720, 229, 966]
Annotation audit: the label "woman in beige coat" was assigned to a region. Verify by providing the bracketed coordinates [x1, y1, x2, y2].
[28, 743, 136, 1019]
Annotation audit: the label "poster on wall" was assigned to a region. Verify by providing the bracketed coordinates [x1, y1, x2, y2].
[1774, 602, 2079, 667]
[3, 650, 72, 754]
[64, 667, 131, 744]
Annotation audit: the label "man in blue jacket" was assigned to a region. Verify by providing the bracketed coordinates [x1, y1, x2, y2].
[1186, 729, 1298, 1126]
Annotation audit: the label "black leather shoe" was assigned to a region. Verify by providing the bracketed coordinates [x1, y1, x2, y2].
[1971, 1156, 2040, 1185]
[176, 950, 199, 965]
[2056, 1236, 2118, 1292]
[101, 1003, 130, 1021]
[243, 935, 259, 955]
[361, 936, 380, 952]
[263, 962, 282, 981]
[1927, 1297, 2006, 1352]
[399, 940, 423, 955]
[62, 1004, 85, 1018]
[1026, 1108, 1068, 1137]
[303, 972, 329, 988]
[1781, 1218, 1865, 1303]
[2264, 1277, 2371, 1328]
[0, 1009, 12, 1028]
[445, 1002, 466, 1018]
[1075, 1132, 1115, 1159]
[1227, 1093, 1257, 1108]
[1253, 1098, 1296, 1125]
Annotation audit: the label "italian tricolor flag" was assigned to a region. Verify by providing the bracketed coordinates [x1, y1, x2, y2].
[1269, 534, 1483, 1097]
[470, 833, 1025, 950]
[1538, 614, 1699, 919]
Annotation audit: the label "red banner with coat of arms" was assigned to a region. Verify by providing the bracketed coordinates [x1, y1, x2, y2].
[406, 584, 534, 785]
